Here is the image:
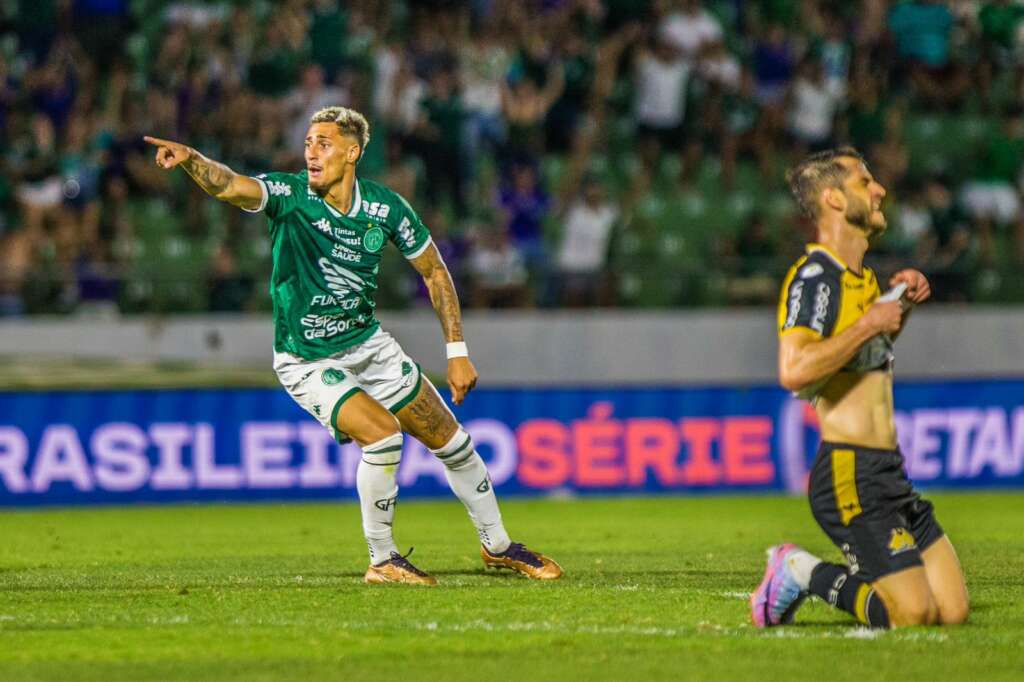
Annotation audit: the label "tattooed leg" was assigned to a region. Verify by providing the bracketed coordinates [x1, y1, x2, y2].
[397, 378, 511, 552]
[396, 379, 458, 449]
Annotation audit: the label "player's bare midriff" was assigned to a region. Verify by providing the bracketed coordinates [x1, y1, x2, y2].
[814, 369, 896, 450]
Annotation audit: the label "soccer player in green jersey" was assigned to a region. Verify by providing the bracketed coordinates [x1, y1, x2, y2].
[144, 107, 561, 585]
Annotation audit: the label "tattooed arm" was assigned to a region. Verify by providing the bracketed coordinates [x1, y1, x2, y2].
[143, 136, 264, 211]
[409, 243, 478, 405]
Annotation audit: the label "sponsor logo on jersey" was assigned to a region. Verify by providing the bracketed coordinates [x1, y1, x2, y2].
[361, 201, 391, 220]
[318, 257, 365, 298]
[300, 313, 355, 340]
[799, 263, 823, 279]
[363, 226, 385, 253]
[310, 294, 360, 309]
[266, 180, 292, 197]
[321, 368, 346, 385]
[888, 527, 917, 555]
[397, 217, 417, 249]
[313, 218, 332, 235]
[811, 282, 831, 334]
[331, 243, 362, 263]
[785, 280, 804, 329]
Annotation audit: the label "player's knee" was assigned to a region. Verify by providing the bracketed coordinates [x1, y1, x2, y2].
[430, 426, 476, 470]
[939, 598, 970, 625]
[361, 431, 404, 467]
[893, 594, 939, 627]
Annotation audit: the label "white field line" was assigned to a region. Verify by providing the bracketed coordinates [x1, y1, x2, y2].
[0, 613, 948, 642]
[716, 591, 753, 600]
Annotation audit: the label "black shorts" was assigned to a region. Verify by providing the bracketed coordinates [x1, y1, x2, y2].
[808, 442, 944, 582]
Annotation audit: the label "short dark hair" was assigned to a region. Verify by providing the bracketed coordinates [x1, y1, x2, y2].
[785, 147, 866, 220]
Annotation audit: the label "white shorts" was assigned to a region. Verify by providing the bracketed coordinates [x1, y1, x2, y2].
[273, 328, 423, 442]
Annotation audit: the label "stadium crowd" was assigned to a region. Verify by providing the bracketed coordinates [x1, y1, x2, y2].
[2, 0, 1024, 315]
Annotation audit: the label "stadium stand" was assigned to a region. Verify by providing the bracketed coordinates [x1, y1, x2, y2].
[1, 0, 1023, 315]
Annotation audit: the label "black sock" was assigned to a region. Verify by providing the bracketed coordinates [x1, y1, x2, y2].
[809, 562, 890, 628]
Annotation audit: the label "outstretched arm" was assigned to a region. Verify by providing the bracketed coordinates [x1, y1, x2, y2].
[409, 242, 478, 405]
[143, 136, 265, 211]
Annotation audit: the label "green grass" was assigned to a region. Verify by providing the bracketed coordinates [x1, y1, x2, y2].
[2, 494, 1023, 681]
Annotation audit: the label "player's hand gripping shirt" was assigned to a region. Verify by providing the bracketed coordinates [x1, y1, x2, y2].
[776, 243, 895, 400]
[248, 171, 431, 360]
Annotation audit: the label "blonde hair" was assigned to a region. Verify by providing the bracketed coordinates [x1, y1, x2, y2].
[310, 106, 370, 159]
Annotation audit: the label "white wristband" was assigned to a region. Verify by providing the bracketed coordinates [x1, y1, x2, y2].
[446, 341, 469, 359]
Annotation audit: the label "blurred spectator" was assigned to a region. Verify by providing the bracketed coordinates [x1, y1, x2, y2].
[207, 244, 253, 313]
[381, 137, 420, 205]
[698, 40, 741, 92]
[817, 11, 852, 100]
[922, 174, 973, 301]
[753, 23, 794, 109]
[889, 181, 934, 260]
[787, 58, 842, 153]
[545, 31, 595, 154]
[460, 23, 511, 163]
[658, 0, 724, 61]
[414, 68, 467, 217]
[375, 44, 427, 139]
[633, 36, 692, 171]
[415, 208, 469, 306]
[959, 107, 1024, 262]
[308, 0, 348, 76]
[724, 216, 781, 305]
[283, 64, 349, 150]
[498, 162, 551, 275]
[720, 67, 766, 187]
[12, 114, 63, 239]
[247, 11, 308, 98]
[845, 75, 887, 152]
[868, 107, 910, 192]
[468, 228, 530, 308]
[501, 61, 564, 164]
[555, 176, 619, 307]
[888, 0, 967, 108]
[979, 0, 1024, 56]
[752, 22, 794, 165]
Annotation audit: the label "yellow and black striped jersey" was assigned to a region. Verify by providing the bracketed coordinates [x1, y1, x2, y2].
[777, 243, 895, 398]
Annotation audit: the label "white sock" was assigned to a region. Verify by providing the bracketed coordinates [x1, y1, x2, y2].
[357, 433, 403, 565]
[785, 548, 822, 591]
[432, 428, 511, 553]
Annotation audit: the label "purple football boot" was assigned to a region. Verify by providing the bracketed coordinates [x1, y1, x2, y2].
[750, 543, 809, 627]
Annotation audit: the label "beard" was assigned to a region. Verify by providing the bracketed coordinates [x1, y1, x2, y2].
[845, 195, 886, 236]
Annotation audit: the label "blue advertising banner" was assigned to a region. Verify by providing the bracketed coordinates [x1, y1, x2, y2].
[0, 379, 1022, 506]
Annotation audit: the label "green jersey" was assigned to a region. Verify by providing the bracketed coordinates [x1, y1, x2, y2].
[248, 171, 431, 360]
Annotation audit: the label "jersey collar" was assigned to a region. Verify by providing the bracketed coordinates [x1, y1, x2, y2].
[806, 243, 847, 270]
[347, 179, 362, 218]
[323, 178, 362, 219]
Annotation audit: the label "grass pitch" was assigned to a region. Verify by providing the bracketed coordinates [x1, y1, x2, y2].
[2, 494, 1022, 681]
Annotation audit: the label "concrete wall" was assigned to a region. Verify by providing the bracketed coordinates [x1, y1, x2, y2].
[1, 307, 1021, 385]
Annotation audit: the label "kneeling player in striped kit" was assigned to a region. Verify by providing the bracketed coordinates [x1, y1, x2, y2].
[145, 107, 560, 584]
